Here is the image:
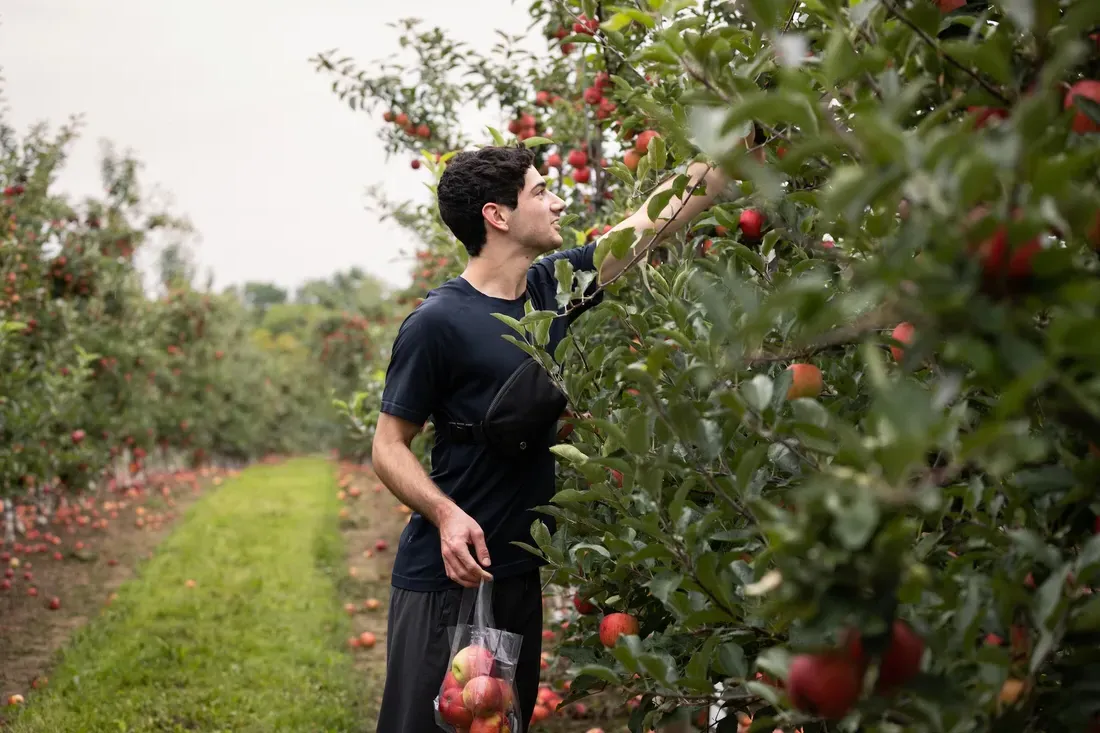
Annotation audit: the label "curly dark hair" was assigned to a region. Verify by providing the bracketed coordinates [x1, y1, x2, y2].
[437, 144, 536, 257]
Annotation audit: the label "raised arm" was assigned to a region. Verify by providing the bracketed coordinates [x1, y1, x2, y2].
[597, 129, 760, 285]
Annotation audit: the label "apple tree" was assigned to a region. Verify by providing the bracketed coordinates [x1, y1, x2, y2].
[319, 2, 1100, 731]
[0, 106, 337, 545]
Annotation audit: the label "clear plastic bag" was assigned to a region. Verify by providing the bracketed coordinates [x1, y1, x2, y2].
[434, 579, 524, 733]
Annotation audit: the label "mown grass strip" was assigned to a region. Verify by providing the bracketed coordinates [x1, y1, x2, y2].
[7, 457, 367, 733]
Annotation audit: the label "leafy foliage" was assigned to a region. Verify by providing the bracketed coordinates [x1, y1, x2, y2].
[0, 108, 392, 530]
[321, 1, 1100, 731]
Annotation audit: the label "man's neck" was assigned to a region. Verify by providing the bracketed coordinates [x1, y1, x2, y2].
[460, 243, 536, 300]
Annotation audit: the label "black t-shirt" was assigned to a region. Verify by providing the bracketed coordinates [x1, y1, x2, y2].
[380, 243, 604, 591]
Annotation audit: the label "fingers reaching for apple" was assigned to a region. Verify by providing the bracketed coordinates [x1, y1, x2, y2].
[439, 505, 492, 588]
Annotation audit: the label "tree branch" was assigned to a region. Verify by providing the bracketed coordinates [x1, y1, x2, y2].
[742, 308, 900, 366]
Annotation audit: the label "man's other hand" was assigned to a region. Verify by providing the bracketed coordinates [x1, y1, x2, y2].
[438, 504, 493, 588]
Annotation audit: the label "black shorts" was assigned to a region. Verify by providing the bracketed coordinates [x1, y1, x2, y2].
[375, 569, 544, 733]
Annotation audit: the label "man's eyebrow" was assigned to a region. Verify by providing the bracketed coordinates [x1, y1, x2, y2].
[531, 182, 546, 194]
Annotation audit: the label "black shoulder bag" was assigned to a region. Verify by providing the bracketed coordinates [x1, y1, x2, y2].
[435, 288, 569, 457]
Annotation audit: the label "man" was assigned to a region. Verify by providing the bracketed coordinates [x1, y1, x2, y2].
[372, 140, 741, 732]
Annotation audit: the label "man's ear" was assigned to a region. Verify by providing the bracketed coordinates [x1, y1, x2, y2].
[482, 202, 510, 234]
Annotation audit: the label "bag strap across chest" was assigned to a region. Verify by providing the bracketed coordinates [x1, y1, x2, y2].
[434, 283, 568, 455]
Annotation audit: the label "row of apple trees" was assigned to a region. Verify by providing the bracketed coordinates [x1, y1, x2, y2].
[317, 0, 1100, 731]
[0, 107, 363, 543]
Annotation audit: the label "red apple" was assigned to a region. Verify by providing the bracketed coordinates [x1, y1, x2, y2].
[442, 670, 462, 692]
[785, 363, 823, 400]
[462, 675, 502, 715]
[573, 167, 591, 184]
[471, 712, 511, 733]
[439, 686, 474, 727]
[969, 106, 1009, 129]
[623, 150, 641, 171]
[567, 150, 588, 168]
[71, 429, 86, 444]
[599, 612, 639, 647]
[890, 322, 915, 362]
[972, 225, 1041, 279]
[875, 620, 924, 692]
[634, 130, 659, 154]
[1065, 80, 1100, 135]
[573, 595, 597, 614]
[738, 209, 765, 240]
[787, 652, 863, 720]
[375, 539, 388, 551]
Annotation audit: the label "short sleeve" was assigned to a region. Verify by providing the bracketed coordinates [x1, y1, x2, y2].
[528, 242, 604, 324]
[379, 305, 449, 426]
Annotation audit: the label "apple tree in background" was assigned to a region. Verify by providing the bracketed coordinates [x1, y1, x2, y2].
[321, 1, 1100, 730]
[0, 108, 343, 544]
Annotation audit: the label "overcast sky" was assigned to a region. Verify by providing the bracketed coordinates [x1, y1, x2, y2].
[1, 0, 539, 293]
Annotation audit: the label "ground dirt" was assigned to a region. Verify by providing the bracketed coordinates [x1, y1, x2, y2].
[0, 467, 218, 710]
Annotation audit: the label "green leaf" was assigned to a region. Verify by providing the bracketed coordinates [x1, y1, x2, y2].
[646, 571, 683, 604]
[625, 411, 651, 454]
[823, 27, 860, 87]
[714, 642, 747, 678]
[741, 375, 774, 413]
[686, 634, 721, 683]
[487, 126, 506, 146]
[490, 312, 525, 335]
[574, 664, 620, 685]
[830, 490, 880, 550]
[638, 653, 677, 686]
[1007, 529, 1061, 569]
[522, 136, 554, 148]
[647, 189, 676, 225]
[941, 39, 1013, 86]
[754, 646, 792, 680]
[1035, 565, 1071, 630]
[1076, 535, 1100, 584]
[549, 444, 589, 465]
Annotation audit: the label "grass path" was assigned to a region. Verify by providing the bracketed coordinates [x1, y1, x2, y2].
[6, 457, 368, 733]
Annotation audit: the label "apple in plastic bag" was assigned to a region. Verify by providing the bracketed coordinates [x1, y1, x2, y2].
[470, 712, 511, 733]
[442, 670, 462, 692]
[452, 645, 495, 684]
[439, 687, 474, 727]
[462, 675, 502, 715]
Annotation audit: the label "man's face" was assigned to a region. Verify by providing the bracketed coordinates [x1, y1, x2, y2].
[508, 166, 566, 254]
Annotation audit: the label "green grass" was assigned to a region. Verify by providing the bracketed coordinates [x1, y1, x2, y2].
[8, 457, 368, 733]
